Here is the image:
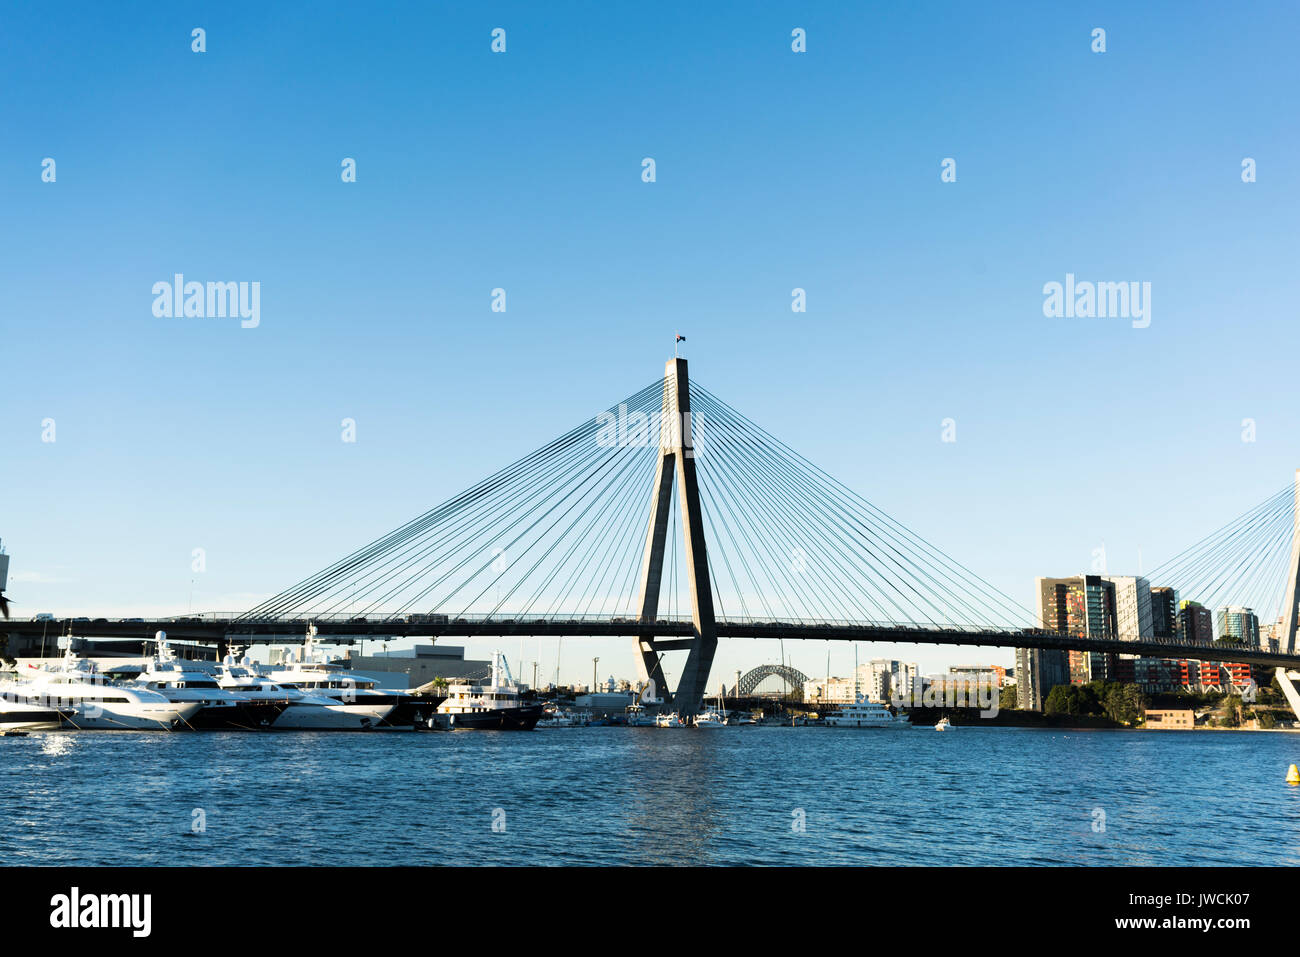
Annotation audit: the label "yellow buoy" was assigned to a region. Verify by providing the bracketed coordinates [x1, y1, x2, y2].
[1288, 764, 1300, 785]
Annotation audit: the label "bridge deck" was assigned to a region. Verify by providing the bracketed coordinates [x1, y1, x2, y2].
[7, 615, 1298, 669]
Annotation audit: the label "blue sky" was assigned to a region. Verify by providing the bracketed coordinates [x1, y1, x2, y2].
[2, 1, 1298, 685]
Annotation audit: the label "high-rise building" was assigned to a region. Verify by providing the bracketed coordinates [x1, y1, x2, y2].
[859, 659, 893, 702]
[893, 661, 920, 702]
[1015, 646, 1069, 711]
[1178, 600, 1214, 644]
[1263, 616, 1284, 653]
[852, 659, 920, 702]
[1216, 606, 1261, 647]
[1149, 586, 1178, 638]
[1037, 575, 1117, 683]
[806, 658, 920, 705]
[1037, 575, 1117, 638]
[1103, 575, 1153, 639]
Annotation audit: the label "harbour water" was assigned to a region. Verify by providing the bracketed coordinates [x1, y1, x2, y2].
[3, 727, 1298, 866]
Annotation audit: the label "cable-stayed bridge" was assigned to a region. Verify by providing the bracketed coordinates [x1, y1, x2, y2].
[9, 357, 1300, 715]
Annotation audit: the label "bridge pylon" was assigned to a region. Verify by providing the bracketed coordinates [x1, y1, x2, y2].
[1275, 470, 1300, 719]
[634, 357, 717, 717]
[1279, 470, 1300, 657]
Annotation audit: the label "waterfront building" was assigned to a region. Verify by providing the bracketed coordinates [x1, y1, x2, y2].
[948, 664, 1006, 687]
[345, 643, 492, 689]
[806, 662, 919, 705]
[803, 676, 858, 705]
[927, 672, 999, 700]
[1116, 656, 1255, 694]
[858, 659, 901, 701]
[1115, 656, 1182, 694]
[1123, 591, 1256, 694]
[803, 659, 919, 704]
[1144, 709, 1194, 729]
[1189, 660, 1255, 691]
[573, 690, 636, 714]
[1215, 606, 1261, 647]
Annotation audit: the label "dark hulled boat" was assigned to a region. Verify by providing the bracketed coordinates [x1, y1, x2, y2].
[436, 652, 542, 730]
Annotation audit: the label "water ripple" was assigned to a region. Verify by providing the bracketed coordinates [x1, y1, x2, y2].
[1, 727, 1298, 865]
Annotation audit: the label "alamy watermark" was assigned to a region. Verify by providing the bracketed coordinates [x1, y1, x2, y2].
[152, 274, 260, 328]
[891, 677, 999, 718]
[1042, 273, 1150, 329]
[596, 404, 707, 457]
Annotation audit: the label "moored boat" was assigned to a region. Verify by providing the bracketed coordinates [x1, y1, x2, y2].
[129, 632, 287, 730]
[437, 652, 542, 730]
[260, 627, 401, 726]
[2, 644, 201, 730]
[217, 649, 401, 731]
[0, 692, 71, 731]
[825, 697, 909, 729]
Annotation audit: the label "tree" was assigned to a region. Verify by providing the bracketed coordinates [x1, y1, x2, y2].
[1102, 682, 1146, 726]
[1044, 683, 1099, 716]
[1222, 694, 1242, 728]
[1043, 684, 1071, 715]
[999, 685, 1018, 712]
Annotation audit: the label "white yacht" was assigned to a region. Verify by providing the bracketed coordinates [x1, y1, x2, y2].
[654, 712, 685, 728]
[934, 716, 953, 731]
[536, 705, 588, 728]
[260, 629, 399, 726]
[825, 698, 910, 729]
[694, 688, 730, 727]
[623, 703, 656, 727]
[2, 645, 201, 730]
[217, 650, 398, 731]
[437, 652, 542, 730]
[0, 692, 70, 731]
[129, 633, 287, 731]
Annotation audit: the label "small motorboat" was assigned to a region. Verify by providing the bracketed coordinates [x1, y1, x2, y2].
[693, 710, 727, 728]
[934, 716, 953, 731]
